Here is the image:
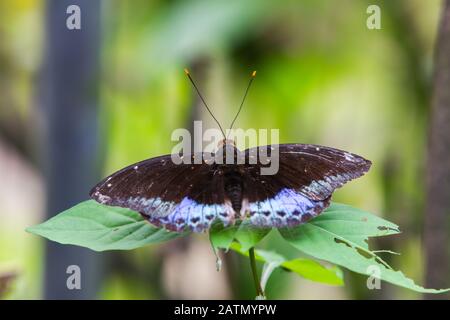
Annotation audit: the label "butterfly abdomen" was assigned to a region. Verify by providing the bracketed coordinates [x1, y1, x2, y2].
[224, 171, 243, 213]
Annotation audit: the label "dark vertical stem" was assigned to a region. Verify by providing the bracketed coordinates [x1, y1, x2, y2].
[249, 247, 264, 297]
[425, 0, 450, 299]
[39, 0, 102, 299]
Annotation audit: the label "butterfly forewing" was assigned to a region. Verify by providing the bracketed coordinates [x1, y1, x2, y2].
[90, 153, 233, 232]
[245, 144, 371, 200]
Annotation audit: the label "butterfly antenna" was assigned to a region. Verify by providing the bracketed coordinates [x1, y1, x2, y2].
[227, 70, 256, 140]
[184, 68, 226, 139]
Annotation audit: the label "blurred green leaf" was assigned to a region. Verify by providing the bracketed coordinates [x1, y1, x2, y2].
[136, 0, 274, 76]
[230, 242, 344, 286]
[279, 203, 450, 294]
[26, 200, 187, 252]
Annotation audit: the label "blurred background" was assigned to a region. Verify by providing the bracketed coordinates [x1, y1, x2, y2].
[0, 0, 449, 299]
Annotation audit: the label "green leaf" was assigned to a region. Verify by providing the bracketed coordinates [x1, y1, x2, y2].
[209, 221, 240, 251]
[279, 203, 450, 294]
[281, 259, 344, 286]
[26, 200, 187, 251]
[230, 242, 344, 286]
[209, 220, 271, 252]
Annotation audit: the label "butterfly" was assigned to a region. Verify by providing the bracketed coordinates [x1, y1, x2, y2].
[90, 70, 371, 233]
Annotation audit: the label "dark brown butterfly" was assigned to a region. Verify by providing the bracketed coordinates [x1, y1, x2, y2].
[90, 71, 371, 232]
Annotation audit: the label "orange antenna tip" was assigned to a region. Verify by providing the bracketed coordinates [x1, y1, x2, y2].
[252, 70, 257, 77]
[184, 68, 190, 75]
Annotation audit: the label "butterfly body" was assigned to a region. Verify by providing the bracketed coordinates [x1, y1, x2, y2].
[90, 141, 371, 233]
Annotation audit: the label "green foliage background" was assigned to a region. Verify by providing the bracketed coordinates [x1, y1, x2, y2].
[0, 0, 444, 299]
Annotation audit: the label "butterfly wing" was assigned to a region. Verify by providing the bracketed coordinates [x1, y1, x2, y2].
[242, 144, 371, 227]
[91, 144, 371, 231]
[90, 154, 234, 232]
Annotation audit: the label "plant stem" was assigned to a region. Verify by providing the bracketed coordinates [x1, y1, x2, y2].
[249, 247, 264, 297]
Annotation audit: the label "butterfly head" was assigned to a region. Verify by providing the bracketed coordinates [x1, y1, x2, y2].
[218, 139, 235, 148]
[216, 138, 243, 165]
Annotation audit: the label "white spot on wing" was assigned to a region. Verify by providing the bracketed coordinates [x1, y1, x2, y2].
[94, 191, 111, 204]
[344, 152, 354, 161]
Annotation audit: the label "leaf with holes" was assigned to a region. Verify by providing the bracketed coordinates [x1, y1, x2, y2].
[279, 203, 450, 293]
